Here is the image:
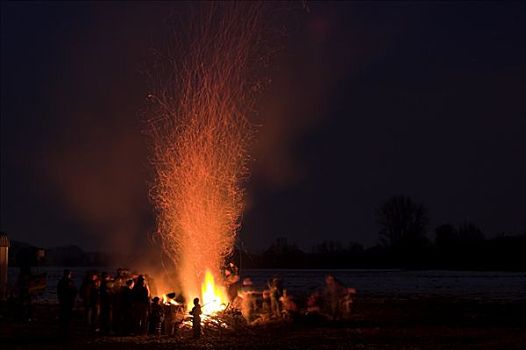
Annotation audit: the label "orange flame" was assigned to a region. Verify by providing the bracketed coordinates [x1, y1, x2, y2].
[200, 270, 228, 315]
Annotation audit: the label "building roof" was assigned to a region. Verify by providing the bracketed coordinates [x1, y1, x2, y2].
[0, 234, 9, 247]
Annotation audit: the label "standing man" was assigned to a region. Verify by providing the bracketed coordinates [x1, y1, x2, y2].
[322, 274, 346, 320]
[132, 275, 150, 335]
[57, 269, 77, 336]
[99, 272, 114, 335]
[189, 297, 202, 338]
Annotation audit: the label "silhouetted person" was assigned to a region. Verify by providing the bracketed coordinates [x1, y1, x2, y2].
[145, 274, 158, 298]
[119, 279, 135, 335]
[268, 277, 283, 318]
[99, 272, 114, 334]
[16, 266, 33, 322]
[80, 272, 100, 332]
[113, 268, 128, 290]
[342, 287, 356, 320]
[224, 262, 240, 301]
[261, 289, 271, 318]
[189, 297, 202, 338]
[280, 289, 298, 320]
[239, 277, 257, 322]
[149, 297, 164, 336]
[79, 271, 94, 324]
[132, 275, 150, 335]
[306, 291, 322, 315]
[57, 269, 77, 336]
[92, 278, 102, 331]
[322, 274, 346, 320]
[112, 268, 128, 331]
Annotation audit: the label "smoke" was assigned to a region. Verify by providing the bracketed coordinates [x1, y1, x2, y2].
[250, 8, 341, 190]
[250, 4, 406, 192]
[44, 112, 151, 258]
[28, 3, 165, 262]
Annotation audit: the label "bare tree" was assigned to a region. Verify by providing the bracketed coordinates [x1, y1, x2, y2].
[376, 195, 429, 249]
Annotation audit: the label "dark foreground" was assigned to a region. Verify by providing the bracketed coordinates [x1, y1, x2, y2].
[2, 296, 525, 350]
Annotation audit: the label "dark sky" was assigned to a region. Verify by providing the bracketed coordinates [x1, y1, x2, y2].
[1, 2, 525, 253]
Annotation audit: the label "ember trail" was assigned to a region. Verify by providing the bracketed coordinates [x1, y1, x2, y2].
[147, 3, 267, 313]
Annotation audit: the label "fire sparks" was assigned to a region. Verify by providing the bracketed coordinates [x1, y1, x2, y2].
[146, 3, 270, 305]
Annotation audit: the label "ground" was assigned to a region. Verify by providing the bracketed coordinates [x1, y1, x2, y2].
[1, 296, 525, 349]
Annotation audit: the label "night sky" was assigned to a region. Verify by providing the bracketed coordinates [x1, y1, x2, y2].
[1, 2, 525, 253]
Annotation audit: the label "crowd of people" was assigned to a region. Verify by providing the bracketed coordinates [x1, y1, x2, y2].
[54, 266, 357, 338]
[233, 273, 356, 324]
[57, 268, 167, 336]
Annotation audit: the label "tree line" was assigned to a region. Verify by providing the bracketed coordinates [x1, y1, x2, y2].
[235, 195, 526, 271]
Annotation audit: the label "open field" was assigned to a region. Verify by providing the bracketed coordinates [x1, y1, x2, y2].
[2, 296, 525, 350]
